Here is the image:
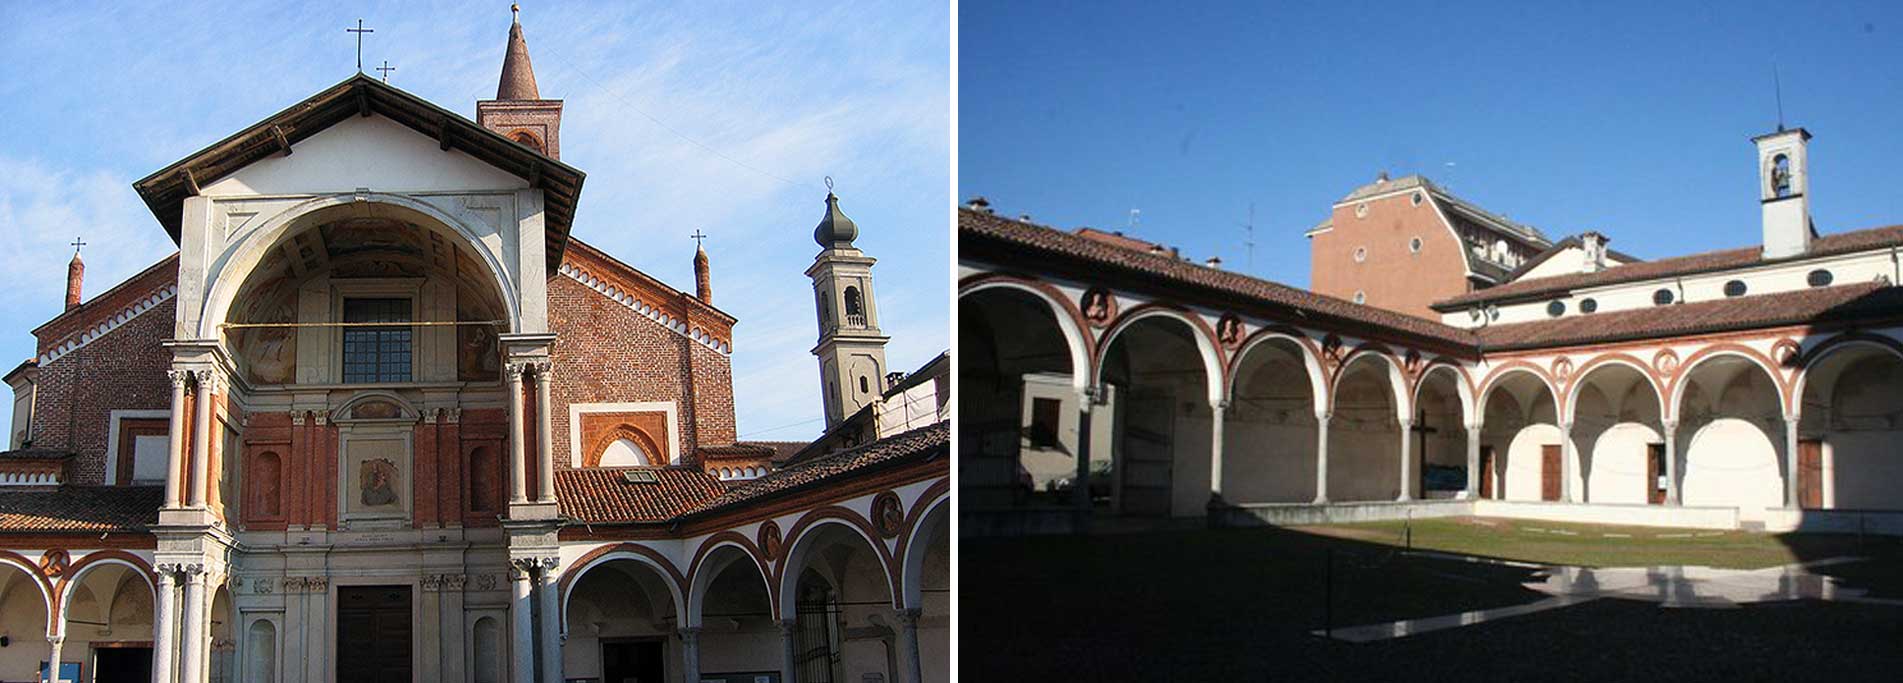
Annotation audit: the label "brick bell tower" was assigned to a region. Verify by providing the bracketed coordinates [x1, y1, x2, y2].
[478, 4, 562, 158]
[807, 186, 891, 427]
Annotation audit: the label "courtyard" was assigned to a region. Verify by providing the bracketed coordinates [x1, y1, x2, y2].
[961, 517, 1903, 681]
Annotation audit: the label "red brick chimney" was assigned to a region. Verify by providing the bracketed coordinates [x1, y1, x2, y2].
[65, 250, 84, 311]
[694, 244, 713, 304]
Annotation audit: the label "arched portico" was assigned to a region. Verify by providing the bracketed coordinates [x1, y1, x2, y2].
[1796, 336, 1903, 510]
[684, 539, 777, 680]
[1223, 335, 1322, 503]
[1478, 367, 1564, 501]
[1095, 310, 1220, 516]
[1411, 365, 1473, 500]
[1566, 359, 1668, 505]
[562, 549, 690, 683]
[1675, 352, 1788, 517]
[777, 517, 899, 683]
[0, 557, 51, 682]
[1324, 351, 1407, 502]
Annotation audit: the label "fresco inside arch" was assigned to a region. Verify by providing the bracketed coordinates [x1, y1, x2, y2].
[227, 217, 508, 385]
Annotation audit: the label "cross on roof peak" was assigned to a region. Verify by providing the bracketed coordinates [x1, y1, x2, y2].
[346, 18, 375, 72]
[376, 60, 396, 83]
[690, 229, 708, 249]
[70, 237, 86, 255]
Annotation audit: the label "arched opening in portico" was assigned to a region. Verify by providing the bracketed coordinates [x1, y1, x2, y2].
[687, 545, 777, 675]
[1676, 355, 1786, 517]
[778, 521, 897, 683]
[957, 287, 1095, 512]
[1327, 353, 1402, 502]
[1413, 367, 1470, 500]
[1098, 314, 1215, 517]
[1570, 362, 1665, 505]
[59, 560, 157, 682]
[1479, 370, 1562, 501]
[0, 563, 49, 680]
[1798, 341, 1903, 510]
[1223, 337, 1318, 503]
[564, 555, 685, 683]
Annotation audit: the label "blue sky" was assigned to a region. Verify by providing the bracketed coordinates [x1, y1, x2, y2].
[960, 1, 1903, 282]
[0, 1, 948, 442]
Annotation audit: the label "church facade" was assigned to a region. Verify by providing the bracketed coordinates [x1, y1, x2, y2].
[0, 14, 946, 683]
[961, 125, 1903, 538]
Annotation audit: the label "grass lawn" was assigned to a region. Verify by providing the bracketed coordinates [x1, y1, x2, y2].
[961, 517, 1903, 680]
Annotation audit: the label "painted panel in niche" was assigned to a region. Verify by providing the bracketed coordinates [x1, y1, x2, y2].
[456, 245, 504, 381]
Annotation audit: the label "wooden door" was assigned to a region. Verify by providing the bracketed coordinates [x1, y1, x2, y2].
[337, 586, 412, 683]
[1798, 439, 1824, 509]
[1540, 445, 1562, 502]
[1646, 444, 1667, 504]
[1479, 446, 1496, 499]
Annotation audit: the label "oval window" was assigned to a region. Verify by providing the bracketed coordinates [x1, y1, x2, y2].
[1723, 280, 1748, 297]
[1408, 237, 1424, 254]
[1546, 300, 1566, 317]
[1411, 191, 1424, 206]
[1353, 291, 1366, 304]
[1355, 202, 1370, 218]
[1353, 247, 1368, 263]
[1579, 298, 1598, 314]
[1807, 269, 1833, 287]
[1653, 289, 1675, 306]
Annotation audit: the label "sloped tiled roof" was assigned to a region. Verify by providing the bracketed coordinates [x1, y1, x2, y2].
[734, 441, 809, 463]
[554, 468, 725, 524]
[1336, 175, 1553, 247]
[1475, 282, 1903, 350]
[961, 209, 1474, 348]
[1438, 224, 1903, 309]
[685, 423, 948, 518]
[0, 486, 161, 533]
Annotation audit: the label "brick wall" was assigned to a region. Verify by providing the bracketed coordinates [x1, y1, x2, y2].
[1310, 190, 1472, 319]
[29, 291, 176, 485]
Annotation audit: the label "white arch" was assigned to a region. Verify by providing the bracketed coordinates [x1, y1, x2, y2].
[560, 549, 687, 636]
[899, 493, 949, 610]
[685, 540, 773, 628]
[1791, 335, 1903, 404]
[1478, 366, 1559, 422]
[1669, 349, 1788, 422]
[55, 556, 155, 638]
[958, 281, 1092, 394]
[1412, 363, 1475, 427]
[777, 518, 895, 623]
[1094, 308, 1225, 407]
[1330, 350, 1410, 422]
[199, 192, 522, 339]
[1563, 358, 1662, 425]
[1228, 332, 1327, 418]
[0, 557, 51, 636]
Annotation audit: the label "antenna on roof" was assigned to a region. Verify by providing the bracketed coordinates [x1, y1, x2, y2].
[1773, 63, 1786, 132]
[1237, 203, 1256, 275]
[1128, 208, 1141, 232]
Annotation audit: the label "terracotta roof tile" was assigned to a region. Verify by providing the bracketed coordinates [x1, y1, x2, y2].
[554, 468, 724, 524]
[1476, 282, 1903, 350]
[734, 441, 809, 462]
[686, 423, 948, 517]
[1437, 225, 1903, 309]
[0, 486, 161, 533]
[960, 209, 1474, 348]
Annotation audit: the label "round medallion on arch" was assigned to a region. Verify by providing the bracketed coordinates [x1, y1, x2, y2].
[1772, 338, 1802, 369]
[1403, 349, 1424, 378]
[1321, 334, 1345, 370]
[872, 491, 906, 539]
[758, 521, 784, 562]
[1551, 356, 1575, 383]
[1653, 348, 1681, 379]
[1216, 314, 1244, 349]
[39, 549, 69, 578]
[1080, 288, 1118, 328]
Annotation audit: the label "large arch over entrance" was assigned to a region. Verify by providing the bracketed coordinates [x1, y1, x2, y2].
[1568, 359, 1667, 505]
[1479, 368, 1563, 501]
[563, 552, 688, 683]
[1325, 352, 1405, 502]
[56, 555, 157, 682]
[958, 284, 1099, 514]
[1797, 339, 1903, 510]
[1223, 336, 1321, 503]
[1096, 312, 1217, 517]
[1675, 354, 1787, 516]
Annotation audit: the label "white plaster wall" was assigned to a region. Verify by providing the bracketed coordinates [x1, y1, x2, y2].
[202, 115, 529, 197]
[1018, 375, 1114, 494]
[1223, 419, 1317, 503]
[1503, 425, 1564, 501]
[1327, 420, 1401, 502]
[699, 629, 780, 676]
[0, 574, 49, 680]
[1681, 418, 1784, 518]
[1586, 423, 1661, 505]
[1822, 432, 1903, 508]
[1169, 410, 1214, 517]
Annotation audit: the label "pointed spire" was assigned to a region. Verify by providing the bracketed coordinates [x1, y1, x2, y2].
[813, 179, 859, 248]
[65, 243, 85, 311]
[497, 4, 541, 100]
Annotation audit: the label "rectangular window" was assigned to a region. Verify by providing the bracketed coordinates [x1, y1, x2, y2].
[342, 298, 412, 383]
[1029, 397, 1062, 449]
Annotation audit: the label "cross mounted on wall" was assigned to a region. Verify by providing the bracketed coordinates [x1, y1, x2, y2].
[346, 19, 375, 72]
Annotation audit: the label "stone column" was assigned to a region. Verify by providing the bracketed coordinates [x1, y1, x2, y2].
[534, 364, 556, 502]
[1663, 419, 1680, 505]
[165, 371, 189, 507]
[1397, 417, 1415, 502]
[1558, 421, 1575, 503]
[778, 619, 799, 683]
[1208, 400, 1228, 503]
[190, 372, 215, 507]
[1462, 425, 1482, 500]
[894, 608, 923, 683]
[418, 576, 443, 683]
[536, 559, 562, 683]
[678, 627, 702, 683]
[1784, 414, 1801, 509]
[439, 575, 469, 683]
[1313, 412, 1332, 504]
[153, 566, 177, 683]
[506, 364, 528, 506]
[1072, 389, 1095, 517]
[509, 561, 535, 683]
[177, 566, 205, 683]
[44, 636, 63, 683]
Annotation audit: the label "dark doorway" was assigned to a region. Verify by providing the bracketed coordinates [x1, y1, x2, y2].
[1647, 443, 1668, 504]
[602, 639, 666, 683]
[93, 646, 152, 683]
[1479, 446, 1495, 499]
[1798, 439, 1824, 509]
[1540, 445, 1562, 502]
[338, 585, 412, 683]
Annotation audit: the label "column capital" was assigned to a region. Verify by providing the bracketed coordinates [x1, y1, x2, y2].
[1465, 422, 1482, 434]
[677, 626, 703, 641]
[504, 361, 530, 381]
[1314, 410, 1333, 423]
[530, 360, 555, 378]
[1210, 398, 1231, 412]
[893, 607, 923, 625]
[168, 369, 193, 388]
[46, 634, 63, 646]
[1661, 418, 1679, 432]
